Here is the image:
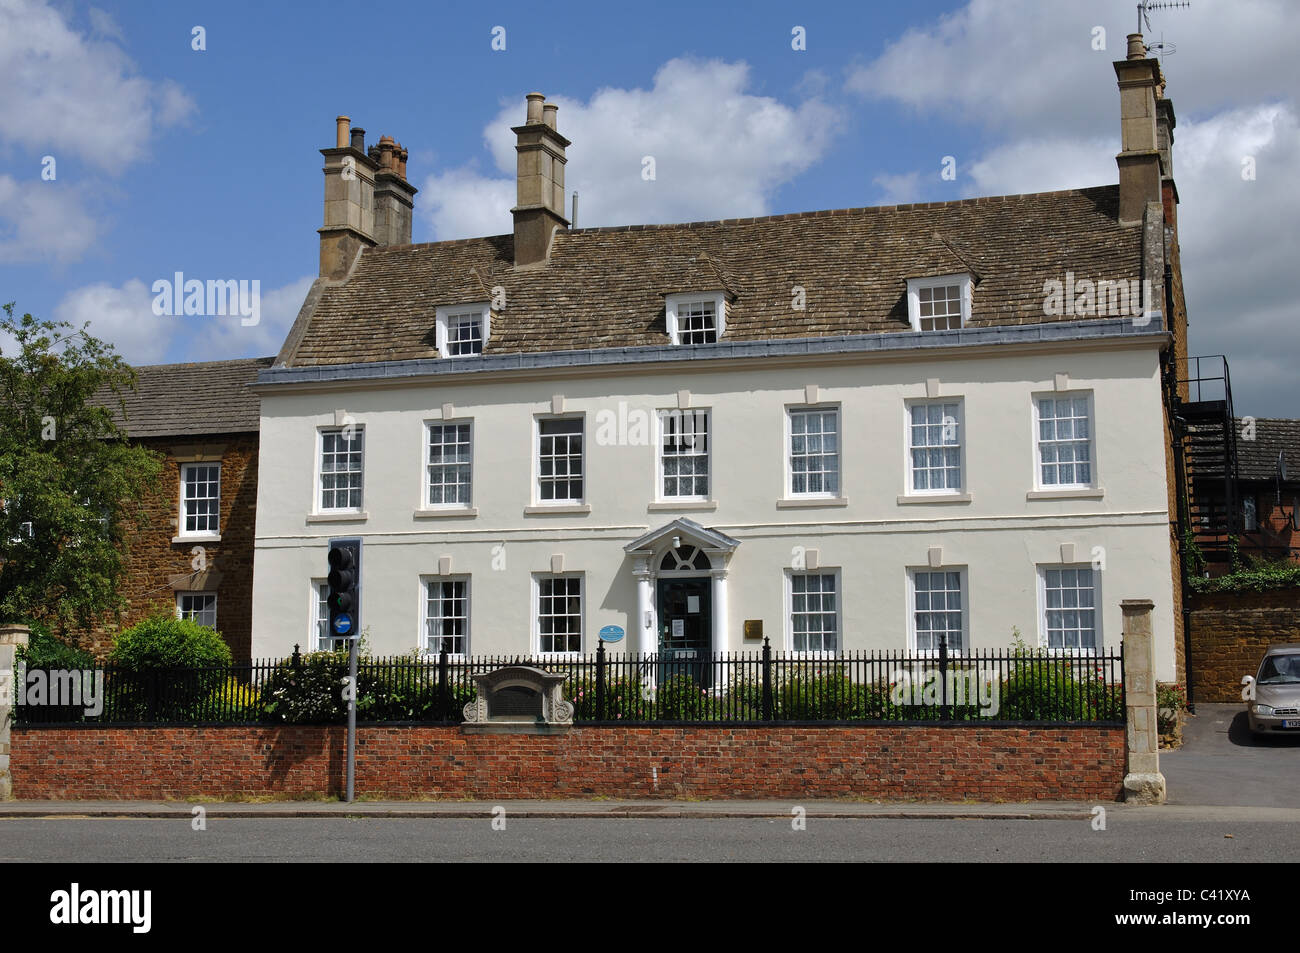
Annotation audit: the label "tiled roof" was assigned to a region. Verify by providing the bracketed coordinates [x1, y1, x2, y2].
[1237, 418, 1300, 482]
[283, 186, 1142, 367]
[100, 357, 273, 438]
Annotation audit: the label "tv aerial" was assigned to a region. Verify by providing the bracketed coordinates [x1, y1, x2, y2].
[1138, 0, 1189, 35]
[1137, 1, 1188, 61]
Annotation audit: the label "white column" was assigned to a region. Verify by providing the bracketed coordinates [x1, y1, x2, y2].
[711, 570, 730, 692]
[712, 571, 729, 654]
[634, 559, 655, 656]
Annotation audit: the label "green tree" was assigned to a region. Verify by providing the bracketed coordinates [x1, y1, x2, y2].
[0, 302, 162, 630]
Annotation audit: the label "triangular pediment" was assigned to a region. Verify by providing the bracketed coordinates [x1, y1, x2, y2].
[624, 517, 740, 554]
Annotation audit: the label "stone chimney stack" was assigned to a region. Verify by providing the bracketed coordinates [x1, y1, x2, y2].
[511, 92, 570, 267]
[318, 116, 418, 279]
[371, 135, 417, 248]
[1113, 34, 1166, 226]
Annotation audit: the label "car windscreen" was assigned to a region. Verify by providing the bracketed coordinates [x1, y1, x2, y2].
[1258, 655, 1300, 684]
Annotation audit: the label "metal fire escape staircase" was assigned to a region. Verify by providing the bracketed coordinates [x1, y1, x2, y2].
[1173, 355, 1241, 570]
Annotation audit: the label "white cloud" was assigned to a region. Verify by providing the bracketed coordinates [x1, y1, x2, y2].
[0, 174, 103, 263]
[191, 274, 316, 360]
[872, 171, 923, 204]
[54, 279, 169, 364]
[963, 137, 1116, 196]
[52, 275, 315, 365]
[420, 58, 842, 240]
[1175, 104, 1300, 417]
[0, 0, 196, 172]
[846, 0, 1297, 137]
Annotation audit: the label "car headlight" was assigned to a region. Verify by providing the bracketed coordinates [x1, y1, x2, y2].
[1252, 703, 1275, 716]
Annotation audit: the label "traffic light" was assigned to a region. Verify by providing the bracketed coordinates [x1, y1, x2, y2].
[326, 538, 361, 640]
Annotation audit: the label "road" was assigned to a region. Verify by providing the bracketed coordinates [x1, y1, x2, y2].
[1, 810, 1296, 862]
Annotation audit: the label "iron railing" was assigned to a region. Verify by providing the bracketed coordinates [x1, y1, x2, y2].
[13, 638, 1124, 726]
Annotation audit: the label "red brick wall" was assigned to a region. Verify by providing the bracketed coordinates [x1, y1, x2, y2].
[1189, 587, 1300, 702]
[11, 725, 1126, 802]
[89, 433, 258, 661]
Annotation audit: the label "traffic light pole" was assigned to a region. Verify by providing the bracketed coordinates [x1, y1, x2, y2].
[345, 634, 357, 803]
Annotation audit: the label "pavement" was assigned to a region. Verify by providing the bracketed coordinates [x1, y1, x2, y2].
[0, 798, 1110, 820]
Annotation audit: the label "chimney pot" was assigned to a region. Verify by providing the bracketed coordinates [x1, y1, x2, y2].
[350, 126, 366, 153]
[1126, 33, 1146, 60]
[378, 136, 396, 170]
[397, 146, 408, 179]
[542, 102, 558, 130]
[526, 92, 545, 124]
[335, 115, 350, 149]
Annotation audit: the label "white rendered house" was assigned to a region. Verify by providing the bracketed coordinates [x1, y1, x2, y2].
[252, 45, 1190, 683]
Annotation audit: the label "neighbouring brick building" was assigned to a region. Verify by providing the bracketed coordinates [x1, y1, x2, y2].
[92, 357, 272, 661]
[1235, 417, 1300, 562]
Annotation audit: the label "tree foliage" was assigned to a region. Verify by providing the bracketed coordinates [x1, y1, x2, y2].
[0, 302, 162, 629]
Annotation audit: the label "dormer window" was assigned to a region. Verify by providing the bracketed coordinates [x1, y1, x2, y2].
[906, 274, 971, 332]
[666, 292, 726, 345]
[436, 303, 491, 357]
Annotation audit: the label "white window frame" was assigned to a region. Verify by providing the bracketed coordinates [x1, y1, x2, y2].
[906, 273, 971, 332]
[1242, 495, 1258, 532]
[656, 408, 711, 502]
[316, 425, 365, 513]
[421, 575, 471, 656]
[533, 573, 584, 656]
[435, 303, 491, 358]
[906, 567, 968, 656]
[424, 420, 474, 509]
[785, 405, 842, 499]
[1032, 392, 1096, 490]
[665, 292, 726, 345]
[534, 414, 585, 505]
[903, 399, 965, 496]
[176, 591, 218, 629]
[311, 578, 347, 652]
[178, 462, 221, 538]
[785, 569, 841, 657]
[1037, 564, 1102, 654]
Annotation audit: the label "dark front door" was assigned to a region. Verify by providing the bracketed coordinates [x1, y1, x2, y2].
[657, 577, 712, 687]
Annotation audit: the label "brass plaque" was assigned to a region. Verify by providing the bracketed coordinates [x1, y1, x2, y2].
[743, 620, 763, 640]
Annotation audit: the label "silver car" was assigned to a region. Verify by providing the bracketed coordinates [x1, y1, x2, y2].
[1244, 644, 1300, 735]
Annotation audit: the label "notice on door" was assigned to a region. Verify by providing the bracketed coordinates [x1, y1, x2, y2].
[687, 595, 700, 614]
[671, 619, 685, 638]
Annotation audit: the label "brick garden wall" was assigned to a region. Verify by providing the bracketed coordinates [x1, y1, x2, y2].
[11, 724, 1126, 801]
[1189, 588, 1300, 702]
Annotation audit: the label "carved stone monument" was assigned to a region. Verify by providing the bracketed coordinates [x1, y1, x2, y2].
[462, 666, 573, 734]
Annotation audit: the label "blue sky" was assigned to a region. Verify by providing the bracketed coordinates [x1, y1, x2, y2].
[1, 0, 1296, 414]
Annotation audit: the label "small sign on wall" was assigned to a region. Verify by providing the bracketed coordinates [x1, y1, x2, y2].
[744, 620, 763, 640]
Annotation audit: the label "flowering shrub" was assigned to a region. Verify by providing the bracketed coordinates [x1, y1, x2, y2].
[1156, 682, 1186, 735]
[257, 651, 474, 723]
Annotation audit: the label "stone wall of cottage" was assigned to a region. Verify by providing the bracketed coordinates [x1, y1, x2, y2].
[1188, 587, 1300, 702]
[86, 432, 259, 661]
